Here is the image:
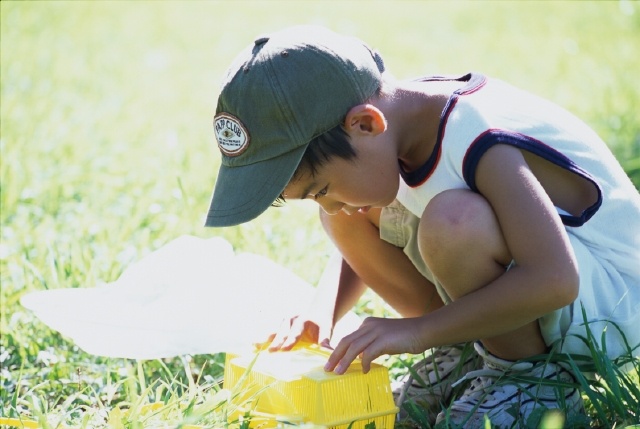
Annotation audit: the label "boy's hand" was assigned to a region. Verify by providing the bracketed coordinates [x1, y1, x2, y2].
[324, 316, 427, 374]
[262, 314, 333, 352]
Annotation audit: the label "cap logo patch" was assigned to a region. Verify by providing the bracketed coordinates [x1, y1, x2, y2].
[214, 113, 250, 157]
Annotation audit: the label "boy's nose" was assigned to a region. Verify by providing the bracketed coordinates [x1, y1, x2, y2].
[318, 199, 344, 215]
[341, 205, 359, 215]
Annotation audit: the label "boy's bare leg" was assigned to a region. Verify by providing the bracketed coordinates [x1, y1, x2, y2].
[321, 208, 444, 318]
[418, 189, 548, 360]
[266, 206, 443, 352]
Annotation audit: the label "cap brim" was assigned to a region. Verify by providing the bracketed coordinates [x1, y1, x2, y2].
[205, 145, 307, 227]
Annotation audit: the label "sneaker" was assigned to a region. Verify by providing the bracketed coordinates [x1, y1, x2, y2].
[393, 343, 480, 425]
[436, 342, 584, 428]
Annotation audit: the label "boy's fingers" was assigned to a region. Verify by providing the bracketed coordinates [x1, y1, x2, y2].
[267, 337, 285, 352]
[324, 327, 364, 370]
[318, 323, 333, 349]
[268, 327, 292, 351]
[279, 319, 303, 350]
[254, 333, 276, 350]
[268, 316, 298, 351]
[324, 334, 353, 371]
[271, 317, 320, 352]
[335, 333, 376, 374]
[325, 318, 374, 370]
[325, 329, 375, 374]
[279, 332, 302, 351]
[319, 338, 333, 350]
[359, 342, 384, 374]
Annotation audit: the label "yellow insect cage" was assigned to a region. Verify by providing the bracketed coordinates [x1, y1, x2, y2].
[224, 342, 399, 429]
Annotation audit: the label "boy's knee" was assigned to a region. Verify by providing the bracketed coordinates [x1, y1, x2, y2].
[418, 189, 499, 262]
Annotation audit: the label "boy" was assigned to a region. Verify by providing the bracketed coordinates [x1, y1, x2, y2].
[205, 25, 640, 426]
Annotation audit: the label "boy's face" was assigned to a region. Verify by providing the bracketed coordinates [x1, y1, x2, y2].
[282, 132, 400, 215]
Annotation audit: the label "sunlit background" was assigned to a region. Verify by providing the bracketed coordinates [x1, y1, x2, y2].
[1, 2, 639, 425]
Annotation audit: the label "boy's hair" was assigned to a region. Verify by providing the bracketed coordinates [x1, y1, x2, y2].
[273, 124, 356, 206]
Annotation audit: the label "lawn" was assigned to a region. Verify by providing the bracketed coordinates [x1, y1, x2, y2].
[1, 2, 639, 428]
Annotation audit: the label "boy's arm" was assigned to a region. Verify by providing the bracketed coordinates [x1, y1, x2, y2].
[323, 208, 444, 318]
[331, 258, 370, 325]
[325, 144, 580, 373]
[266, 253, 367, 351]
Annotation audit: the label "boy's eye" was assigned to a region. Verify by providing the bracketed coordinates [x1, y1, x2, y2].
[314, 186, 328, 200]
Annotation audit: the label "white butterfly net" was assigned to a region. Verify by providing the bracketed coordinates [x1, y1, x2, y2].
[20, 235, 361, 359]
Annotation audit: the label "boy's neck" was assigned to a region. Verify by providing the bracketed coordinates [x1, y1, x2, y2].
[378, 80, 463, 172]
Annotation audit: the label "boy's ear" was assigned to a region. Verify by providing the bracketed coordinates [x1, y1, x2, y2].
[344, 104, 387, 136]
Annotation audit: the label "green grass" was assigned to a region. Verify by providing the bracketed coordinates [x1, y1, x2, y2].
[1, 1, 639, 428]
[397, 315, 640, 428]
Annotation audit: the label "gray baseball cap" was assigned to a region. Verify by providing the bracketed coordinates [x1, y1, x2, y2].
[205, 25, 385, 227]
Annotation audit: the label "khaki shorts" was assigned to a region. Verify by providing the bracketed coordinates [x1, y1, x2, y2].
[379, 199, 451, 306]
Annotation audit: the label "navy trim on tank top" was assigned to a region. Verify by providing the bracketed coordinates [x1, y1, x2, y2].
[462, 129, 603, 227]
[399, 72, 487, 187]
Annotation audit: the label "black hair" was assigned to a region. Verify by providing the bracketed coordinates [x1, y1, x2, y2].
[272, 123, 357, 206]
